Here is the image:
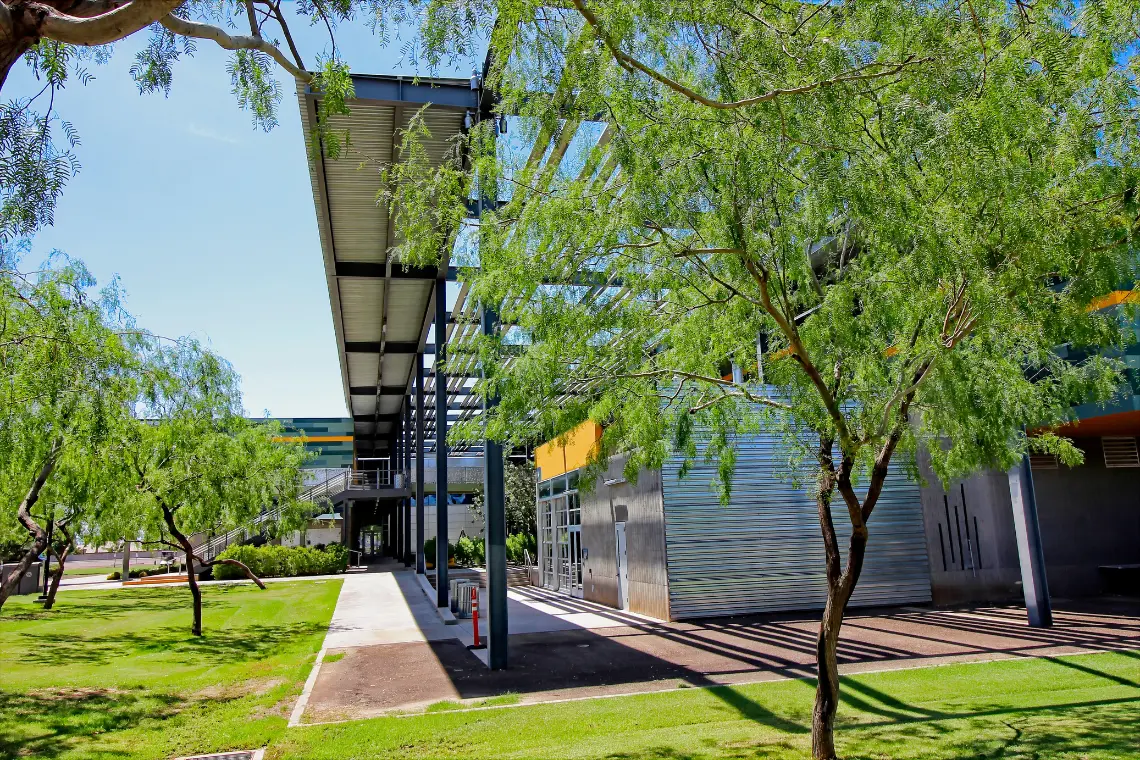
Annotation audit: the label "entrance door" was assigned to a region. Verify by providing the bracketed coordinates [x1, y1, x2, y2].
[615, 521, 629, 610]
[568, 526, 584, 598]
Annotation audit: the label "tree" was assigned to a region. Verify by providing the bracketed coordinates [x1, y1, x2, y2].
[472, 458, 537, 538]
[121, 339, 310, 636]
[397, 2, 1140, 757]
[0, 0, 484, 240]
[0, 245, 140, 612]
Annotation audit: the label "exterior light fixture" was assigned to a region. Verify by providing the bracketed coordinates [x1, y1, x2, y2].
[498, 115, 508, 134]
[463, 111, 473, 130]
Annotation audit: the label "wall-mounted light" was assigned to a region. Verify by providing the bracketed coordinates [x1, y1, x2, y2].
[498, 115, 508, 134]
[463, 111, 473, 130]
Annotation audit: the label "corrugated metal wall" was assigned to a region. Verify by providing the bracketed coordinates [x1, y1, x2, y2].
[662, 435, 932, 619]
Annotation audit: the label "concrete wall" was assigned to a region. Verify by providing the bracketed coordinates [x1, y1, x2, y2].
[918, 436, 1140, 604]
[578, 455, 672, 620]
[1032, 436, 1140, 597]
[917, 449, 1023, 605]
[417, 503, 484, 546]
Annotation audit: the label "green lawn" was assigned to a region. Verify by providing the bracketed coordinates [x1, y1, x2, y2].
[2, 583, 1138, 760]
[0, 580, 342, 760]
[61, 565, 118, 577]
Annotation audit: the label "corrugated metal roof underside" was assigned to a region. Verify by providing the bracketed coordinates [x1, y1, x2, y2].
[661, 435, 931, 619]
[298, 80, 465, 443]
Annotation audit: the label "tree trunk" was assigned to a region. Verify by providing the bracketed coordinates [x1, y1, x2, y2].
[160, 504, 203, 636]
[811, 537, 867, 760]
[0, 441, 59, 613]
[42, 524, 72, 610]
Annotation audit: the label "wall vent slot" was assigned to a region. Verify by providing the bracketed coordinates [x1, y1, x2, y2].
[1028, 453, 1058, 470]
[1103, 436, 1140, 468]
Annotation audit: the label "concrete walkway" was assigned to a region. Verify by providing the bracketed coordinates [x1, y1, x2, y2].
[322, 568, 453, 649]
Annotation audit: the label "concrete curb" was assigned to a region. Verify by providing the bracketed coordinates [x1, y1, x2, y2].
[415, 572, 458, 625]
[288, 648, 326, 727]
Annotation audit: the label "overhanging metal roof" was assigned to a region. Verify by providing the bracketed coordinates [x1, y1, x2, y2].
[298, 74, 479, 456]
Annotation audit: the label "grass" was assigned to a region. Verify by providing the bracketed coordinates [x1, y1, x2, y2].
[0, 579, 341, 760]
[276, 651, 1140, 759]
[2, 584, 1138, 760]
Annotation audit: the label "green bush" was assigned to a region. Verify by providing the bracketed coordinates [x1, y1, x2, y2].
[452, 534, 485, 567]
[213, 543, 349, 580]
[506, 533, 537, 565]
[106, 571, 120, 581]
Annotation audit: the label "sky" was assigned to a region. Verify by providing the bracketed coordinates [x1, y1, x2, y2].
[7, 13, 481, 418]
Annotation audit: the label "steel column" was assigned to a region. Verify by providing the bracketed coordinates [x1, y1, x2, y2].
[481, 304, 508, 669]
[403, 398, 412, 567]
[1008, 455, 1053, 627]
[434, 277, 449, 608]
[415, 355, 426, 575]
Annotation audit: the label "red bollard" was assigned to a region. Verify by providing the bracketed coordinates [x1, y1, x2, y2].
[471, 585, 482, 649]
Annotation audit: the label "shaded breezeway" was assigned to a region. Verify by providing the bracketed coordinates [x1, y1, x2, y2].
[299, 568, 1140, 723]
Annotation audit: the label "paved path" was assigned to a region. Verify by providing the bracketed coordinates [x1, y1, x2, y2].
[322, 569, 453, 649]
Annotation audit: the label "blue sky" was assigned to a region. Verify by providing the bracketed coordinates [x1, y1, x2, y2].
[8, 15, 480, 418]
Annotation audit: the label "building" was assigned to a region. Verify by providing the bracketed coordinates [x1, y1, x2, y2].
[266, 417, 355, 470]
[535, 422, 932, 621]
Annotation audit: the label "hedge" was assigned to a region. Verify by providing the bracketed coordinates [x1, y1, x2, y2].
[212, 543, 348, 580]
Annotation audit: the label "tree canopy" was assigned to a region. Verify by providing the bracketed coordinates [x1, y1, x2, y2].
[0, 0, 486, 241]
[0, 244, 141, 609]
[392, 2, 1140, 757]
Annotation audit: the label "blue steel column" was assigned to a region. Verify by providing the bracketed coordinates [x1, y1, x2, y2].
[481, 304, 508, 669]
[403, 399, 412, 567]
[1008, 455, 1053, 627]
[434, 278, 449, 607]
[415, 355, 426, 574]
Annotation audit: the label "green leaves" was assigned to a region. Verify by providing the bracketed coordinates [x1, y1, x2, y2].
[392, 0, 1140, 500]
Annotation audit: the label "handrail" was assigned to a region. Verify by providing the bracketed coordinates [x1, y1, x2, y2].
[199, 468, 409, 561]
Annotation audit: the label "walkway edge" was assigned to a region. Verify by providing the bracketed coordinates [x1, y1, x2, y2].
[289, 648, 325, 727]
[415, 572, 458, 625]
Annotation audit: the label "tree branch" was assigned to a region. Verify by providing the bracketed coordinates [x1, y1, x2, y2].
[570, 0, 931, 111]
[33, 0, 181, 45]
[159, 12, 309, 82]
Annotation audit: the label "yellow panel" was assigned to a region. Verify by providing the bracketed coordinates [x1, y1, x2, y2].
[536, 421, 602, 480]
[1088, 290, 1139, 311]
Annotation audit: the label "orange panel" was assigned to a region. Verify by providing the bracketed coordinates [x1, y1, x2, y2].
[536, 421, 602, 480]
[1044, 410, 1140, 438]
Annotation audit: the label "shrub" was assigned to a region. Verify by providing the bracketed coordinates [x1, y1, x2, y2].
[506, 533, 537, 565]
[106, 571, 121, 581]
[213, 543, 349, 580]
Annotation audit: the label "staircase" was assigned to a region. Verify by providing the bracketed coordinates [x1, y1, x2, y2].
[199, 469, 359, 562]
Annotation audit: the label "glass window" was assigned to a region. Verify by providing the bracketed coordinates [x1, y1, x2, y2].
[552, 476, 566, 495]
[539, 480, 551, 498]
[567, 470, 580, 491]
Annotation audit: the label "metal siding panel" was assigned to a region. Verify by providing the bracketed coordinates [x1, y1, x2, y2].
[662, 434, 931, 619]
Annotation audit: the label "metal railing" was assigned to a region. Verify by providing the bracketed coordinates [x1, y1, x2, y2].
[199, 468, 408, 561]
[410, 466, 483, 485]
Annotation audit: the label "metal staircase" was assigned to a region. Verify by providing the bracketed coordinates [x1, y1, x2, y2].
[199, 468, 406, 561]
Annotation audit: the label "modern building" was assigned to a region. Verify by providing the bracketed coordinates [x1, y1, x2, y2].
[266, 416, 355, 470]
[535, 421, 931, 621]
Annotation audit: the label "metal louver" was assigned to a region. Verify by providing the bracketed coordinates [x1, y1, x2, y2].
[1102, 436, 1140, 468]
[1028, 453, 1059, 470]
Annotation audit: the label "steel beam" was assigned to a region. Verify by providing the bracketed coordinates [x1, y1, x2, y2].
[434, 278, 449, 608]
[481, 304, 508, 670]
[415, 356, 426, 575]
[1008, 455, 1053, 627]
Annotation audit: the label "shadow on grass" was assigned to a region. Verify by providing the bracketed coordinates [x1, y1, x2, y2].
[0, 687, 187, 760]
[17, 621, 327, 668]
[840, 698, 1140, 760]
